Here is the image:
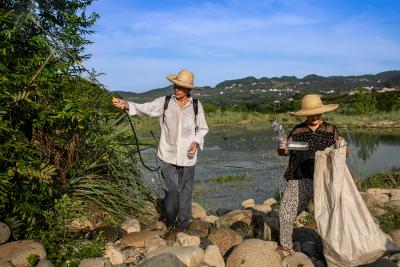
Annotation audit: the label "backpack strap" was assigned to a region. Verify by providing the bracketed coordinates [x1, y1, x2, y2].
[163, 95, 172, 124]
[193, 98, 198, 130]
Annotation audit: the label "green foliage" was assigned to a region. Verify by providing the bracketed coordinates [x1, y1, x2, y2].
[377, 205, 400, 233]
[0, 0, 156, 261]
[30, 194, 105, 266]
[359, 168, 400, 190]
[28, 254, 40, 267]
[209, 174, 249, 183]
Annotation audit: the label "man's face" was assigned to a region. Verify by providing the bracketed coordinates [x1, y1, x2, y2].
[174, 85, 191, 99]
[306, 114, 322, 126]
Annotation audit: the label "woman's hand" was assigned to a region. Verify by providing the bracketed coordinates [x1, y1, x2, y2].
[277, 140, 289, 156]
[112, 98, 128, 110]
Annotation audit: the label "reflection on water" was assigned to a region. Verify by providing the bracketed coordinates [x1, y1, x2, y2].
[142, 125, 400, 210]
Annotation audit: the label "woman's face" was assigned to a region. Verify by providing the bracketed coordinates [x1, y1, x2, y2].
[306, 114, 323, 126]
[174, 85, 191, 99]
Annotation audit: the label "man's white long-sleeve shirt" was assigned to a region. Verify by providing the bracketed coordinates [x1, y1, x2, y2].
[127, 95, 209, 166]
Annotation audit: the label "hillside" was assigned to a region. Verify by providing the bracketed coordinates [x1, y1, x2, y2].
[115, 70, 400, 109]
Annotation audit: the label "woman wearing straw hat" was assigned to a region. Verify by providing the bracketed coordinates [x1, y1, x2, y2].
[112, 69, 209, 229]
[276, 94, 344, 253]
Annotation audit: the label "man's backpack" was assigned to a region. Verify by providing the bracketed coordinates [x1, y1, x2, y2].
[162, 95, 198, 130]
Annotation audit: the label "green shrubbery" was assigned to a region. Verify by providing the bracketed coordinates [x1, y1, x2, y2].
[1, 1, 156, 264]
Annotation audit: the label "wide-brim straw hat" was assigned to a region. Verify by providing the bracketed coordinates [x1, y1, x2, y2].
[166, 69, 195, 89]
[289, 94, 339, 116]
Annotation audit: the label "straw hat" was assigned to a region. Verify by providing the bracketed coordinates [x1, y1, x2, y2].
[166, 69, 195, 89]
[290, 94, 338, 116]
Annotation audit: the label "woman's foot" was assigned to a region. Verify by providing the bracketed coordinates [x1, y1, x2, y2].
[275, 245, 295, 257]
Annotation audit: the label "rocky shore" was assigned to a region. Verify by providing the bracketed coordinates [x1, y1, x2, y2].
[1, 188, 400, 267]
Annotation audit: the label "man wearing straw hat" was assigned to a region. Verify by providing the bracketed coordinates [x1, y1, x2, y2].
[276, 94, 344, 253]
[112, 69, 209, 229]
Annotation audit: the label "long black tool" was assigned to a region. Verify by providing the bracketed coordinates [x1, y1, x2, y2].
[29, 14, 160, 172]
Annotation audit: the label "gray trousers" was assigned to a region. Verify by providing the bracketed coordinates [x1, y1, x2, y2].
[160, 160, 195, 229]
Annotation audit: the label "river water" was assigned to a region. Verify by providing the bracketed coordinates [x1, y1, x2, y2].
[142, 125, 400, 210]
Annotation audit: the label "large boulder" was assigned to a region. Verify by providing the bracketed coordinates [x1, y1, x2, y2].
[136, 253, 186, 267]
[104, 243, 124, 265]
[202, 245, 225, 267]
[0, 222, 10, 245]
[96, 226, 123, 243]
[121, 231, 160, 248]
[241, 199, 255, 209]
[0, 240, 46, 267]
[177, 232, 201, 247]
[204, 215, 219, 224]
[390, 189, 400, 201]
[389, 229, 400, 246]
[36, 260, 54, 267]
[78, 257, 112, 267]
[263, 198, 277, 206]
[192, 203, 207, 220]
[226, 239, 281, 267]
[187, 220, 212, 236]
[208, 228, 243, 256]
[121, 219, 141, 233]
[365, 188, 390, 203]
[251, 204, 272, 214]
[281, 252, 314, 267]
[219, 210, 253, 226]
[148, 246, 204, 267]
[145, 221, 167, 232]
[70, 216, 94, 231]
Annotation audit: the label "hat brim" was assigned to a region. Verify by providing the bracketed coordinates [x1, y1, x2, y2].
[167, 75, 194, 89]
[289, 104, 339, 116]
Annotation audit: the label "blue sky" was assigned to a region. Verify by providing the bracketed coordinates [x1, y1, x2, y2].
[85, 0, 400, 92]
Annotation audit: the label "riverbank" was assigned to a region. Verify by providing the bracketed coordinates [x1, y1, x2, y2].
[132, 110, 400, 135]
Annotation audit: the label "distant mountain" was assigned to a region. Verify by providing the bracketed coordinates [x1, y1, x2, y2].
[114, 70, 400, 106]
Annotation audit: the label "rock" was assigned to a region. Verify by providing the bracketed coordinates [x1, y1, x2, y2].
[208, 228, 243, 256]
[0, 240, 46, 267]
[202, 245, 225, 267]
[163, 229, 181, 245]
[177, 232, 201, 247]
[79, 257, 112, 267]
[145, 221, 167, 232]
[251, 204, 272, 213]
[391, 189, 400, 201]
[241, 198, 255, 209]
[360, 192, 379, 207]
[0, 262, 13, 267]
[366, 188, 390, 203]
[293, 241, 302, 252]
[36, 260, 54, 267]
[281, 252, 314, 267]
[389, 229, 400, 246]
[121, 231, 160, 248]
[136, 253, 186, 267]
[219, 210, 253, 226]
[263, 198, 277, 206]
[215, 208, 231, 217]
[121, 246, 146, 264]
[301, 241, 317, 258]
[293, 227, 321, 244]
[315, 261, 326, 267]
[204, 215, 219, 224]
[229, 221, 253, 238]
[104, 243, 124, 265]
[389, 252, 400, 262]
[192, 203, 207, 220]
[359, 257, 397, 267]
[263, 221, 272, 241]
[144, 235, 167, 253]
[96, 226, 123, 243]
[187, 220, 212, 236]
[121, 219, 141, 233]
[70, 216, 94, 230]
[226, 239, 281, 267]
[0, 222, 10, 245]
[148, 246, 204, 267]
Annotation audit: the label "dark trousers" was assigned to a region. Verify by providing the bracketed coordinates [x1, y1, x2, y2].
[160, 160, 195, 229]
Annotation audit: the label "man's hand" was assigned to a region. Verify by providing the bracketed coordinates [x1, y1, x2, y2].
[187, 142, 198, 158]
[112, 98, 128, 110]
